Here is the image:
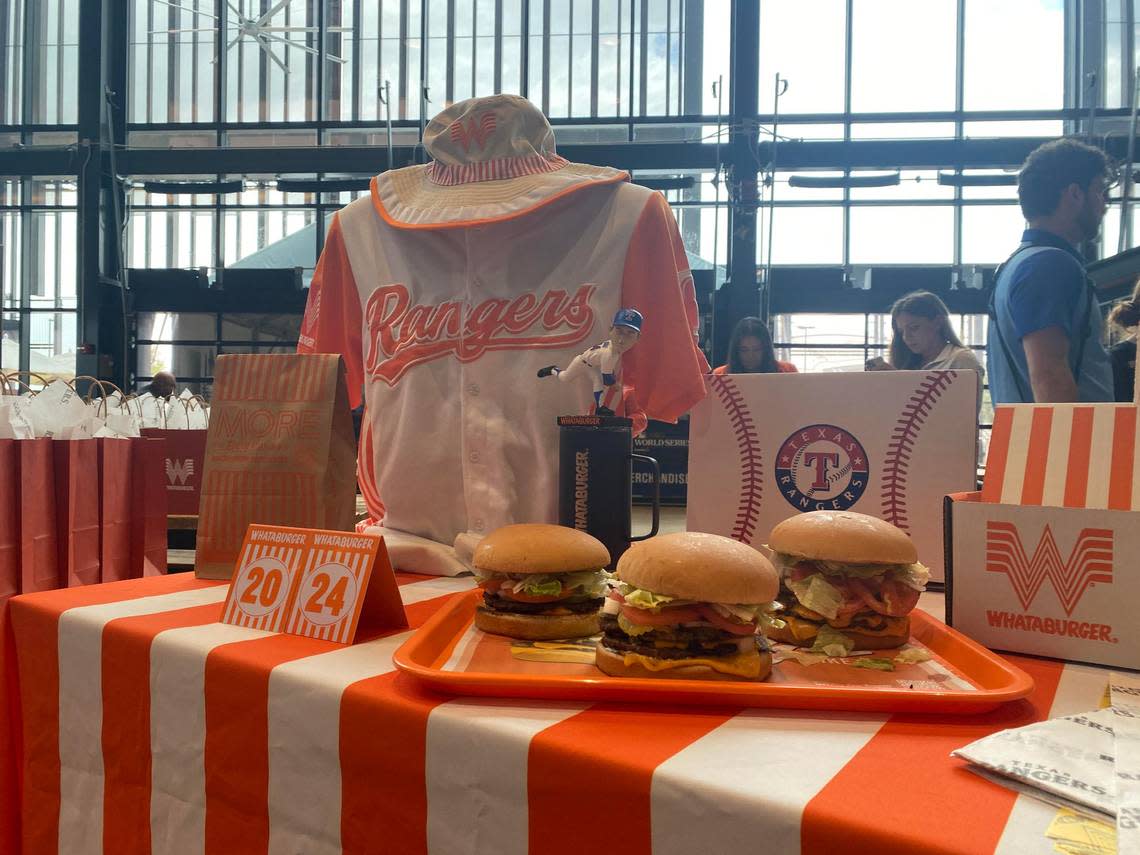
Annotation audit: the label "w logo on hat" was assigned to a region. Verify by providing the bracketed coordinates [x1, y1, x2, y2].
[985, 521, 1113, 615]
[449, 112, 497, 152]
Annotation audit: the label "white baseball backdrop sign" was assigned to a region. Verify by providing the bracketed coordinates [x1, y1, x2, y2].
[686, 370, 979, 582]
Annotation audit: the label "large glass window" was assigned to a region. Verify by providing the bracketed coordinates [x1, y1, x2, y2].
[1, 0, 79, 126]
[850, 0, 956, 113]
[963, 0, 1063, 111]
[0, 178, 78, 381]
[759, 0, 846, 115]
[128, 0, 698, 126]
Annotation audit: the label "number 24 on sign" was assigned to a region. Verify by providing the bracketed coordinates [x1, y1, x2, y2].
[220, 525, 382, 644]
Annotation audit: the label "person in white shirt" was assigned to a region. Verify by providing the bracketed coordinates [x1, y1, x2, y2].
[866, 290, 984, 376]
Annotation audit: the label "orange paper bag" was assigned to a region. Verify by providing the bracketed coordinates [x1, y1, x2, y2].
[99, 438, 133, 582]
[195, 354, 356, 580]
[18, 438, 58, 593]
[54, 439, 101, 588]
[130, 436, 169, 577]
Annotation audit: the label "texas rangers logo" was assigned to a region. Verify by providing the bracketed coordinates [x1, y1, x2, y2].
[449, 112, 497, 152]
[986, 522, 1113, 616]
[775, 424, 869, 511]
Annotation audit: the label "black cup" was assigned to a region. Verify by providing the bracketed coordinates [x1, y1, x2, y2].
[557, 415, 660, 571]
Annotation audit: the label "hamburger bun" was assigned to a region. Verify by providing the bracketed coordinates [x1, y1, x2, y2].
[616, 532, 778, 604]
[474, 606, 601, 640]
[594, 643, 772, 682]
[768, 511, 916, 565]
[766, 615, 910, 651]
[474, 524, 610, 575]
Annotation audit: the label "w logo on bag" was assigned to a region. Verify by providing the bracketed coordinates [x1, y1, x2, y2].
[166, 458, 195, 486]
[448, 112, 497, 152]
[985, 522, 1113, 615]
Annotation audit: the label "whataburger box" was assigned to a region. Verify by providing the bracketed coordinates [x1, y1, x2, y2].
[947, 403, 1140, 669]
[687, 370, 978, 582]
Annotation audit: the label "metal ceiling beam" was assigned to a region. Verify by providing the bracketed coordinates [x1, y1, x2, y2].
[9, 134, 1140, 180]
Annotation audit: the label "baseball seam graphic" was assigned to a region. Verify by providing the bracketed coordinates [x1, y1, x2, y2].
[880, 371, 954, 530]
[709, 375, 763, 543]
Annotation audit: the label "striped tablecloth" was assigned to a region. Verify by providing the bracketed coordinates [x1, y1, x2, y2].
[2, 572, 1110, 855]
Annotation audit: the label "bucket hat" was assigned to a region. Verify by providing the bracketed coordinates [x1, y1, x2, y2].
[372, 94, 628, 229]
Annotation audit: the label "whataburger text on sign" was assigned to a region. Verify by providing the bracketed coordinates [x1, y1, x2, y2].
[947, 403, 1140, 670]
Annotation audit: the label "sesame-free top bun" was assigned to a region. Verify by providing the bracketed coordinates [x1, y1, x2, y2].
[473, 523, 610, 575]
[616, 532, 778, 604]
[768, 511, 917, 565]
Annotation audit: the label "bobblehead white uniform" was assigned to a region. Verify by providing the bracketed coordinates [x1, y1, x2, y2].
[299, 94, 708, 574]
[561, 342, 619, 391]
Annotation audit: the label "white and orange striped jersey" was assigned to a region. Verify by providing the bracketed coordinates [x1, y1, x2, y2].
[298, 179, 707, 547]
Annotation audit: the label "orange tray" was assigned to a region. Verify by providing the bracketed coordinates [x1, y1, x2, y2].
[393, 590, 1034, 714]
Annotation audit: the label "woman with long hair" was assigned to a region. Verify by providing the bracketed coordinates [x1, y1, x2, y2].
[713, 317, 797, 375]
[867, 291, 984, 376]
[1107, 280, 1140, 401]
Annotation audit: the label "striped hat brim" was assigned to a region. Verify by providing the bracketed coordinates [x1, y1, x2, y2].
[373, 157, 629, 229]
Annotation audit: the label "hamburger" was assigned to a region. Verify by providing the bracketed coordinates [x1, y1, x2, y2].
[595, 532, 779, 681]
[766, 511, 929, 654]
[473, 524, 610, 640]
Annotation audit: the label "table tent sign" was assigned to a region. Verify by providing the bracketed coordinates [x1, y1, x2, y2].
[687, 370, 978, 582]
[947, 403, 1140, 670]
[220, 524, 408, 643]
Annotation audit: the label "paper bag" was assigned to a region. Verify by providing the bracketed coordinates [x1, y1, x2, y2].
[140, 428, 208, 515]
[130, 436, 169, 577]
[18, 439, 58, 593]
[54, 439, 102, 588]
[195, 354, 356, 580]
[99, 438, 133, 582]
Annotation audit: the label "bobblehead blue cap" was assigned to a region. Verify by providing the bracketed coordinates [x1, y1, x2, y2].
[612, 308, 643, 332]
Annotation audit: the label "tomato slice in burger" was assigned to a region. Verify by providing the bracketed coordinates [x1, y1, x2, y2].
[697, 605, 757, 636]
[620, 604, 703, 626]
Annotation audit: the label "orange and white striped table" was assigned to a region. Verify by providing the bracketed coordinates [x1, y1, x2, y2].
[1, 573, 1110, 855]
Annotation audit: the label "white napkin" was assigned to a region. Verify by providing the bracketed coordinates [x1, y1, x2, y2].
[22, 381, 90, 438]
[361, 525, 473, 577]
[185, 401, 209, 430]
[0, 397, 33, 439]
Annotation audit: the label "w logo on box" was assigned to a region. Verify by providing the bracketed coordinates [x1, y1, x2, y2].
[985, 522, 1114, 615]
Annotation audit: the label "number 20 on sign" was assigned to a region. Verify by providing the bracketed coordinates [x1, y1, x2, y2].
[220, 525, 384, 643]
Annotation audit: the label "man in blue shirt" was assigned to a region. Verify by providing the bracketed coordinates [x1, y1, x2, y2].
[988, 138, 1115, 403]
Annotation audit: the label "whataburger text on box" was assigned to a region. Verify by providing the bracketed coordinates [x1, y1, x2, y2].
[948, 495, 1136, 669]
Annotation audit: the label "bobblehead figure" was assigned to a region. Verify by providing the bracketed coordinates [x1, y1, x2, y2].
[538, 308, 643, 416]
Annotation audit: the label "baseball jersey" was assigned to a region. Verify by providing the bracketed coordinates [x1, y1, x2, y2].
[299, 178, 707, 545]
